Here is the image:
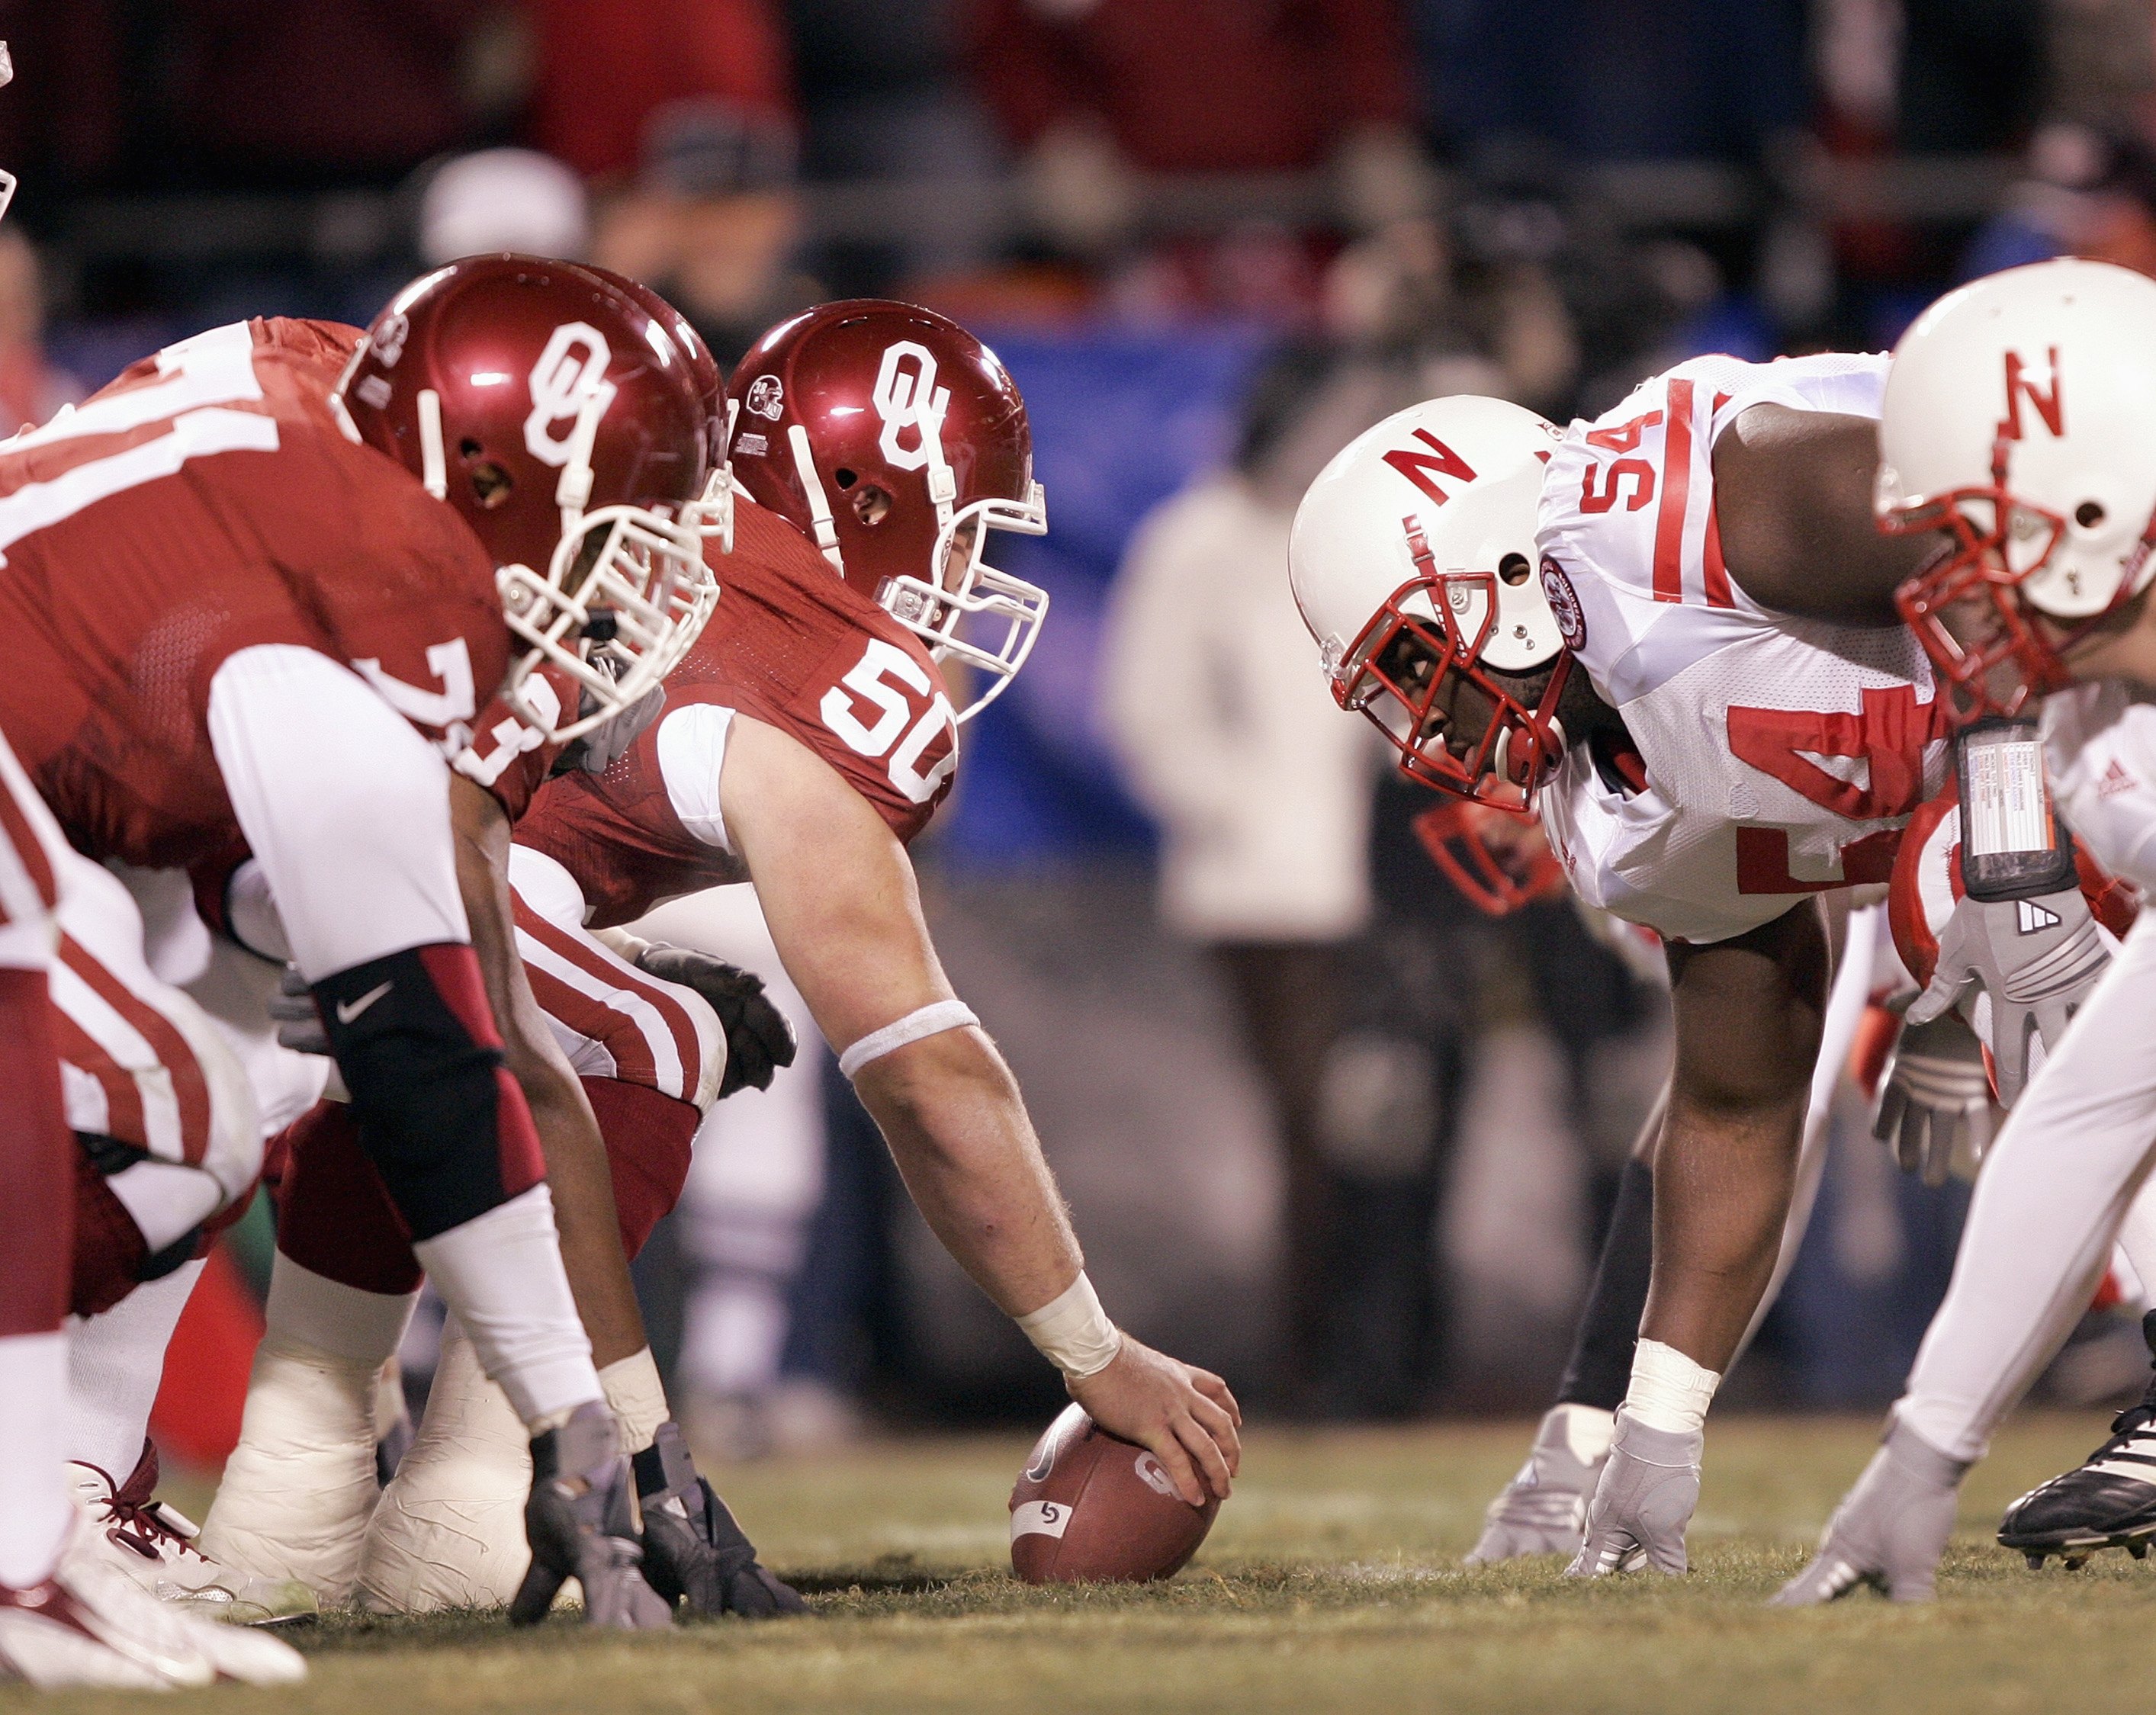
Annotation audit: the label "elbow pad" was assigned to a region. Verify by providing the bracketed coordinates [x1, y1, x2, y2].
[313, 943, 545, 1241]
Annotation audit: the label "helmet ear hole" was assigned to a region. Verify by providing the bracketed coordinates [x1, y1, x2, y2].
[834, 467, 858, 490]
[851, 484, 892, 526]
[470, 462, 515, 510]
[1498, 552, 1531, 586]
[2075, 500, 2106, 528]
[459, 437, 484, 460]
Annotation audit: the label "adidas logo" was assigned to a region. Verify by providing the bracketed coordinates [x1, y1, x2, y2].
[2100, 758, 2138, 798]
[2017, 898, 2061, 934]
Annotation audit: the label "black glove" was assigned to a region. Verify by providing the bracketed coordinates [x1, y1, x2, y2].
[634, 946, 798, 1097]
[633, 1421, 808, 1619]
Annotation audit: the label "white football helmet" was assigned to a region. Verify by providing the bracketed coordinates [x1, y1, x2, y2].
[1290, 395, 1570, 803]
[1880, 258, 2156, 715]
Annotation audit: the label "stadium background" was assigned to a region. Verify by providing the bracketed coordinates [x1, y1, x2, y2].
[0, 0, 2138, 1469]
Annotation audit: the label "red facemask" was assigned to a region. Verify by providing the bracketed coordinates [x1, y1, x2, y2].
[1886, 440, 2082, 723]
[1335, 573, 1572, 811]
[1412, 798, 1567, 916]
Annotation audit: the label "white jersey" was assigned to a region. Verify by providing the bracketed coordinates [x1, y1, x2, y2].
[2044, 682, 2156, 892]
[1534, 352, 1951, 944]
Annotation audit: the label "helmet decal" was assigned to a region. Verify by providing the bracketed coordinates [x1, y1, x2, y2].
[744, 374, 785, 420]
[872, 342, 953, 475]
[524, 323, 617, 467]
[1997, 348, 2063, 442]
[1383, 429, 1477, 506]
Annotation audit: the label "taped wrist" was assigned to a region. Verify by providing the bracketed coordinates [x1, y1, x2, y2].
[313, 943, 545, 1241]
[1954, 718, 2075, 901]
[1015, 1271, 1122, 1379]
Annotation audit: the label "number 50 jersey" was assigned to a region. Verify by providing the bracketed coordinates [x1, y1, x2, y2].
[1533, 352, 1951, 945]
[516, 494, 960, 927]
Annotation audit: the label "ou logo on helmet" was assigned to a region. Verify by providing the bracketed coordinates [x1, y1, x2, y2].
[872, 341, 952, 474]
[524, 322, 618, 468]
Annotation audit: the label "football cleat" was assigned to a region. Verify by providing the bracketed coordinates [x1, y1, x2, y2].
[358, 1321, 536, 1613]
[0, 1508, 306, 1688]
[510, 1402, 672, 1630]
[72, 1443, 317, 1626]
[634, 1421, 806, 1618]
[198, 1338, 383, 1606]
[1772, 1418, 1968, 1605]
[1464, 1405, 1608, 1565]
[2000, 1312, 2156, 1567]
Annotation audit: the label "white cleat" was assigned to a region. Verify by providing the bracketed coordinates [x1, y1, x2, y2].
[72, 1442, 318, 1626]
[198, 1336, 382, 1607]
[0, 1508, 304, 1688]
[358, 1319, 536, 1612]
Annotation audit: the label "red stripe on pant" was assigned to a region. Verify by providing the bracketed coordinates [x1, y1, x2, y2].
[0, 969, 73, 1335]
[269, 1077, 701, 1295]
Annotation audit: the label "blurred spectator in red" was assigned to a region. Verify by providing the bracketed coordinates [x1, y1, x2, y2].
[0, 230, 82, 435]
[593, 102, 818, 368]
[529, 0, 794, 185]
[966, 0, 1430, 259]
[167, 2, 500, 188]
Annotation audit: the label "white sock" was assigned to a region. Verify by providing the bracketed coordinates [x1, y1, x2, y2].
[0, 1331, 76, 1585]
[599, 1347, 670, 1457]
[67, 1259, 204, 1477]
[1623, 1338, 1721, 1435]
[265, 1252, 417, 1369]
[413, 1186, 600, 1431]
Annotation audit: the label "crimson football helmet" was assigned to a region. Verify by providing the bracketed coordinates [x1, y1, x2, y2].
[726, 300, 1049, 722]
[612, 274, 734, 548]
[335, 255, 719, 742]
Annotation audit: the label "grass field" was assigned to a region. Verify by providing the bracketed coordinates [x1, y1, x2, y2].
[27, 1412, 2156, 1714]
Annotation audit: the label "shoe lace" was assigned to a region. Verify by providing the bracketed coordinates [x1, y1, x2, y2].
[85, 1460, 197, 1566]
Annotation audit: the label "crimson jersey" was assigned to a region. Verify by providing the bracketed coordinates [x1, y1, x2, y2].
[0, 317, 507, 871]
[518, 496, 959, 927]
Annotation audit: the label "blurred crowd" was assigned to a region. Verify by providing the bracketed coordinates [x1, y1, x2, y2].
[10, 0, 2156, 1448]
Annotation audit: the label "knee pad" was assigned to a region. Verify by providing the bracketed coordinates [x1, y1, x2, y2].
[313, 944, 544, 1242]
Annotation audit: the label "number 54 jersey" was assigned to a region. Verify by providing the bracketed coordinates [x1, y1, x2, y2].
[1533, 352, 1951, 946]
[515, 493, 959, 927]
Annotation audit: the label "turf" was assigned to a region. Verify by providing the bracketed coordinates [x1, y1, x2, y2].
[31, 1413, 2156, 1714]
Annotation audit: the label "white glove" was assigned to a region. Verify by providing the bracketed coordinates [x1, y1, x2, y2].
[1872, 1011, 1997, 1187]
[1905, 885, 2107, 1103]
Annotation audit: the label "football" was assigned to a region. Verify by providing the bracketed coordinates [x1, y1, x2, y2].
[1008, 1404, 1222, 1584]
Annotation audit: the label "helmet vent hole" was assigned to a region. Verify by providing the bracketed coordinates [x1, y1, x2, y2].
[2076, 500, 2106, 528]
[469, 462, 515, 510]
[1498, 553, 1531, 586]
[834, 467, 858, 490]
[459, 438, 484, 460]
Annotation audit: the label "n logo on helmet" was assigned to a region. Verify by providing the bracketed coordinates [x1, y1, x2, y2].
[1383, 430, 1477, 506]
[1997, 347, 2064, 442]
[524, 322, 617, 467]
[872, 341, 952, 473]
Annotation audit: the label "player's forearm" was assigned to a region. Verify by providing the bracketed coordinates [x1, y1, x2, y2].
[450, 776, 649, 1367]
[853, 1030, 1084, 1320]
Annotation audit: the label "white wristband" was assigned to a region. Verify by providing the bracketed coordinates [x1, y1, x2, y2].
[1014, 1271, 1123, 1379]
[1624, 1338, 1721, 1436]
[837, 999, 980, 1080]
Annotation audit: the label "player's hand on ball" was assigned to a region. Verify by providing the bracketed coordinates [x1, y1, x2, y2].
[1064, 1336, 1240, 1506]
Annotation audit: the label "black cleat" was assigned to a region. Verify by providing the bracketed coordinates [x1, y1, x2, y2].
[2000, 1310, 2156, 1568]
[510, 1403, 672, 1629]
[632, 1422, 807, 1619]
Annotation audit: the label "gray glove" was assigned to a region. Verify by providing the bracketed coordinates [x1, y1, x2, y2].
[268, 964, 328, 1057]
[1769, 1418, 1969, 1606]
[1872, 1012, 1997, 1187]
[1464, 1405, 1605, 1565]
[1905, 885, 2107, 1103]
[1564, 1411, 1700, 1578]
[554, 686, 667, 777]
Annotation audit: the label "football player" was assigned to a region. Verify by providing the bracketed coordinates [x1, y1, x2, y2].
[1775, 259, 2156, 1603]
[1288, 355, 2103, 1577]
[0, 252, 721, 1648]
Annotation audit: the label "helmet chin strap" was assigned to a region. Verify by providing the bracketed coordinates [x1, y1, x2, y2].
[788, 424, 846, 574]
[554, 386, 609, 540]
